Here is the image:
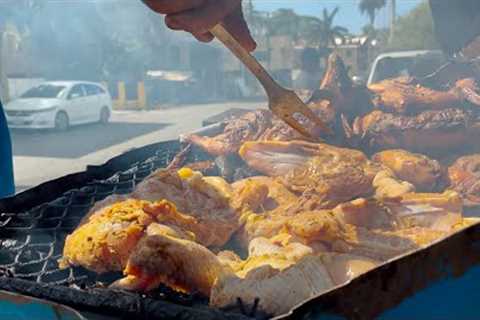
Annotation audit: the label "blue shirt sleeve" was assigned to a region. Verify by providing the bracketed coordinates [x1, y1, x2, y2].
[0, 99, 15, 198]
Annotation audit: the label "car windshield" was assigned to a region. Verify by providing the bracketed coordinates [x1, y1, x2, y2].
[20, 84, 66, 98]
[371, 53, 447, 83]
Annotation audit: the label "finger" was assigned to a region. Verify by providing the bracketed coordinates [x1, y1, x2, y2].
[166, 0, 241, 34]
[166, 15, 213, 42]
[165, 15, 183, 30]
[141, 0, 206, 15]
[222, 5, 257, 52]
[192, 31, 215, 43]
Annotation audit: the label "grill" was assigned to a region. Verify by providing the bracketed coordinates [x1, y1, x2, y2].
[0, 141, 252, 320]
[1, 140, 480, 320]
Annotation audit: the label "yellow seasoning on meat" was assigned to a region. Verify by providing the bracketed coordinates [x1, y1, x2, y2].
[178, 167, 194, 180]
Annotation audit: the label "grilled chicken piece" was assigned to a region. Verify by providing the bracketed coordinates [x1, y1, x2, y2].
[372, 149, 446, 192]
[238, 188, 462, 256]
[60, 199, 166, 273]
[448, 154, 480, 206]
[313, 53, 373, 121]
[112, 223, 233, 295]
[372, 169, 416, 199]
[334, 191, 462, 232]
[132, 168, 238, 247]
[211, 251, 378, 317]
[349, 108, 480, 155]
[321, 253, 379, 284]
[211, 255, 334, 316]
[239, 140, 382, 209]
[386, 191, 463, 232]
[231, 176, 298, 218]
[369, 77, 480, 114]
[184, 110, 273, 157]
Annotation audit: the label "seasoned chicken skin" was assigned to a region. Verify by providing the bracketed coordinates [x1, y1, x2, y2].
[184, 110, 273, 156]
[61, 168, 246, 273]
[60, 199, 158, 273]
[448, 154, 480, 206]
[372, 149, 446, 192]
[112, 223, 233, 295]
[239, 140, 382, 209]
[132, 168, 238, 247]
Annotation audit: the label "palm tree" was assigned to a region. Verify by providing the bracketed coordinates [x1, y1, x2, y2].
[359, 0, 387, 25]
[320, 7, 348, 48]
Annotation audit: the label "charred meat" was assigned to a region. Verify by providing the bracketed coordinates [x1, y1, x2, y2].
[448, 154, 480, 206]
[368, 77, 480, 114]
[349, 108, 480, 155]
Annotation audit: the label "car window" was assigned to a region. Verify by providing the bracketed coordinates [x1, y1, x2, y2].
[84, 84, 97, 96]
[83, 84, 106, 96]
[20, 85, 66, 98]
[96, 86, 106, 95]
[371, 53, 447, 84]
[68, 84, 85, 99]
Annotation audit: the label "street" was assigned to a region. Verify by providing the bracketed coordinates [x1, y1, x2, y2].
[12, 101, 264, 192]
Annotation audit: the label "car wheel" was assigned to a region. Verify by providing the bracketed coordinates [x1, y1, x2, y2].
[55, 112, 69, 131]
[99, 107, 110, 125]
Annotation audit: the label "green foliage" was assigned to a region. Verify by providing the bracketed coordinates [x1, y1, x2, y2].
[359, 0, 387, 25]
[245, 6, 348, 47]
[320, 7, 349, 47]
[387, 1, 439, 50]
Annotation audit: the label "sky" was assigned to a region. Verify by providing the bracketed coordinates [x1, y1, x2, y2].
[252, 0, 423, 34]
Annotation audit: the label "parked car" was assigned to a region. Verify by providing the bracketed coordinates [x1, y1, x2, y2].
[366, 50, 447, 85]
[4, 81, 112, 131]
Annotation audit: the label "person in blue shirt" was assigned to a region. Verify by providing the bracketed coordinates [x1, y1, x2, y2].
[0, 99, 14, 199]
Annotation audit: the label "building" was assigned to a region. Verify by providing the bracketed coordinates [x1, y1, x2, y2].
[331, 36, 381, 78]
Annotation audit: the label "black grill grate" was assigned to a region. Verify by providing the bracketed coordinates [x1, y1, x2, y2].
[0, 141, 245, 319]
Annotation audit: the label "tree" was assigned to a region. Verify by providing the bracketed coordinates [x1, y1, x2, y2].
[320, 7, 348, 47]
[268, 9, 301, 41]
[0, 0, 43, 101]
[359, 0, 387, 25]
[387, 1, 439, 51]
[298, 15, 324, 45]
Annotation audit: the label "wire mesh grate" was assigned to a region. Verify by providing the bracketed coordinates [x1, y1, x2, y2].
[0, 141, 214, 305]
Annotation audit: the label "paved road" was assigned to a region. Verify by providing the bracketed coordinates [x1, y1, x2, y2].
[12, 101, 265, 192]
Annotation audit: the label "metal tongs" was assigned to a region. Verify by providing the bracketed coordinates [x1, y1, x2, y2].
[210, 24, 332, 140]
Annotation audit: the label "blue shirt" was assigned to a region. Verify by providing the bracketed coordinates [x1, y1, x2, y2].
[0, 99, 14, 198]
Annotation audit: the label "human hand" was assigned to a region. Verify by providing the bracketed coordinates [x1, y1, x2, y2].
[142, 0, 256, 52]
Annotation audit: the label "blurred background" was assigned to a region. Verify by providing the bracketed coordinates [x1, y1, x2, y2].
[0, 0, 438, 191]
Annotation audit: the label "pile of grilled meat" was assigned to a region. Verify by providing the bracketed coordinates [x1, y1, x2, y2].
[59, 54, 480, 317]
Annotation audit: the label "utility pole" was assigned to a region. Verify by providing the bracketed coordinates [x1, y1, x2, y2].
[389, 0, 396, 44]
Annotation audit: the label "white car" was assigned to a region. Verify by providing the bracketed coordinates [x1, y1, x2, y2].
[5, 81, 113, 130]
[367, 50, 447, 85]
